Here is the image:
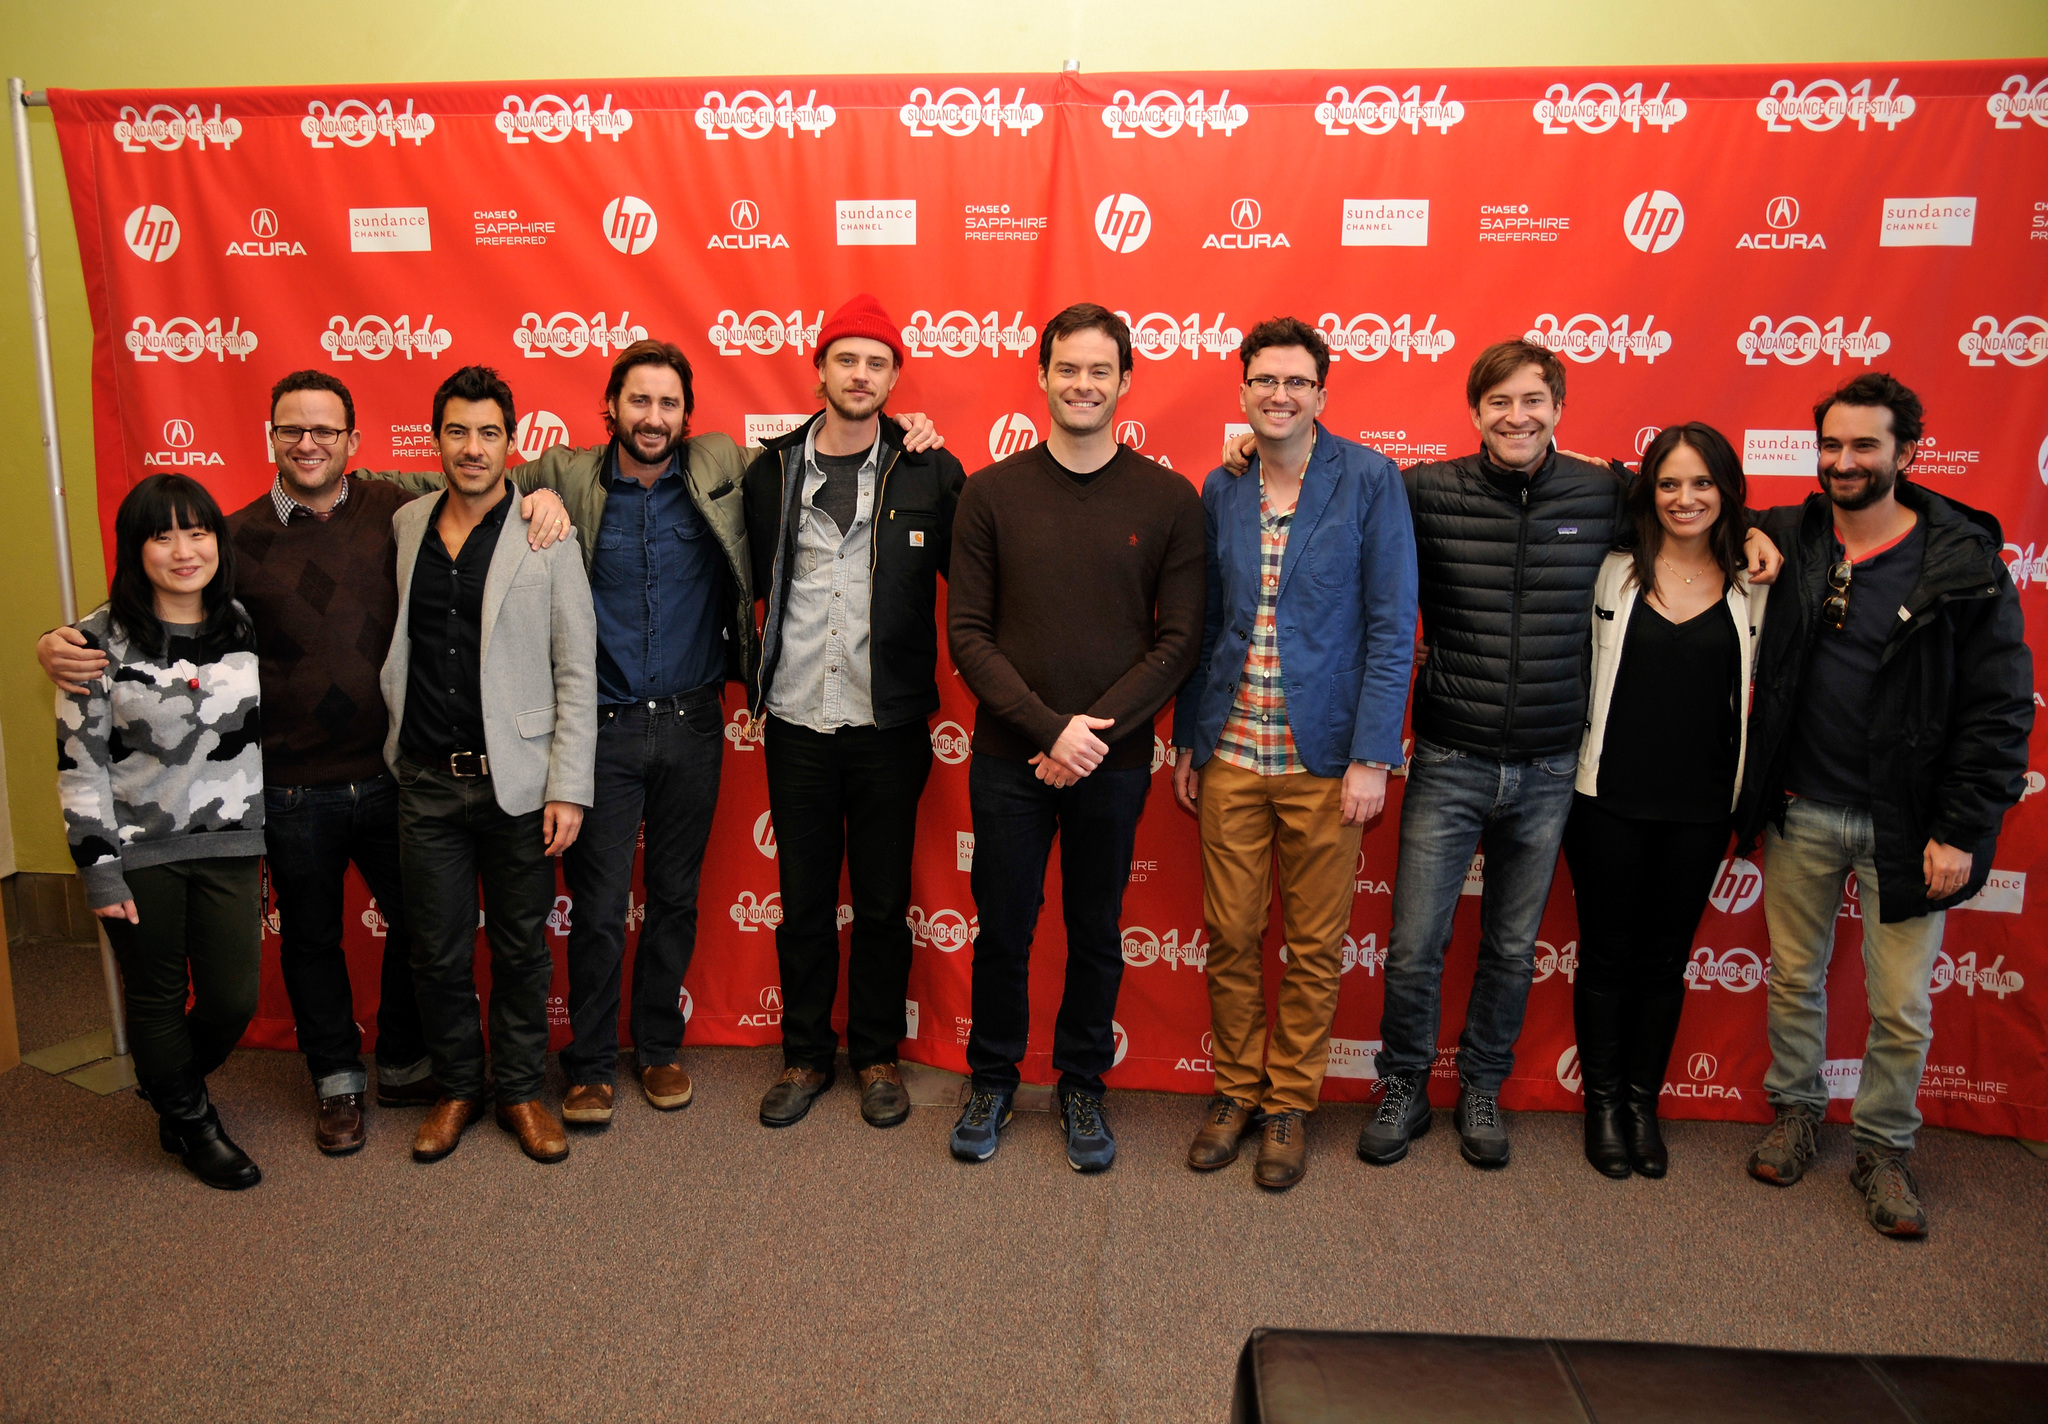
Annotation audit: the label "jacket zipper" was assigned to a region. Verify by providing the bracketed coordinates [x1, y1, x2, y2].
[866, 449, 901, 695]
[1501, 484, 1530, 757]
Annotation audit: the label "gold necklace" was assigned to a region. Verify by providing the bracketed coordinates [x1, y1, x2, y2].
[1660, 553, 1713, 586]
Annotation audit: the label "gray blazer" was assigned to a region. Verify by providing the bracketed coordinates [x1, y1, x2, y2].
[380, 489, 598, 815]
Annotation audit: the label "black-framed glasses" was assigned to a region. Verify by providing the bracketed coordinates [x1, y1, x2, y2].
[271, 425, 350, 447]
[1245, 375, 1322, 394]
[1822, 559, 1853, 631]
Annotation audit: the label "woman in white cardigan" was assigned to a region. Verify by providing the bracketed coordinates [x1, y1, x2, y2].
[1563, 424, 1768, 1181]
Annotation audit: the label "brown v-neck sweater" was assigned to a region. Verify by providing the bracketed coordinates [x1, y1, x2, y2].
[948, 443, 1205, 768]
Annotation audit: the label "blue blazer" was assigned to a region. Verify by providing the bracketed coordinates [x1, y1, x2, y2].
[1171, 425, 1419, 777]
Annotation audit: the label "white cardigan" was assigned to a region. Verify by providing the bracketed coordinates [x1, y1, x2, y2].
[1574, 550, 1770, 812]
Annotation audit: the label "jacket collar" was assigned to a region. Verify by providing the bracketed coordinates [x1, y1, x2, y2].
[762, 410, 911, 459]
[1477, 443, 1556, 497]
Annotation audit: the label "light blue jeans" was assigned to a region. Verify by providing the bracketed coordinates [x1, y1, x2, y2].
[1762, 797, 1944, 1152]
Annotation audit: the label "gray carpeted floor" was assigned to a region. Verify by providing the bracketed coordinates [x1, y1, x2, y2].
[3, 935, 2044, 1424]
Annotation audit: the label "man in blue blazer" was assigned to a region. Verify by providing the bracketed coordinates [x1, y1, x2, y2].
[1170, 318, 1419, 1190]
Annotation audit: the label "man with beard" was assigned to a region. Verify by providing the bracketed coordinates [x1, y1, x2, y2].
[744, 294, 967, 1131]
[1736, 372, 2030, 1238]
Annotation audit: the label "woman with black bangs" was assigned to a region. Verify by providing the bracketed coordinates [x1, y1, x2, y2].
[1563, 424, 1769, 1181]
[56, 474, 267, 1189]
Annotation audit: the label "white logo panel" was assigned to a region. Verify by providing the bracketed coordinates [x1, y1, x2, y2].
[1342, 199, 1429, 247]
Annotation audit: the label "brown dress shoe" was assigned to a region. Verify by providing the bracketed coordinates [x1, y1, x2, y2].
[562, 1082, 615, 1125]
[1188, 1095, 1257, 1171]
[315, 1092, 366, 1156]
[638, 1062, 694, 1111]
[856, 1062, 910, 1128]
[376, 1074, 445, 1108]
[496, 1100, 570, 1163]
[1254, 1109, 1308, 1191]
[759, 1065, 834, 1127]
[413, 1097, 488, 1163]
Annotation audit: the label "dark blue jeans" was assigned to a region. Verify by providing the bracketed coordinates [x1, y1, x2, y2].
[1376, 737, 1577, 1093]
[965, 755, 1151, 1098]
[560, 690, 724, 1085]
[264, 773, 430, 1098]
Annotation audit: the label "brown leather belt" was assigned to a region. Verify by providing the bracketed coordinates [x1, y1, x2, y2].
[447, 750, 490, 778]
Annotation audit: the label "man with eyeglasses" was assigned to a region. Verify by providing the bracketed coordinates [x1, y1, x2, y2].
[1169, 318, 1416, 1190]
[38, 369, 572, 1155]
[1735, 371, 2030, 1239]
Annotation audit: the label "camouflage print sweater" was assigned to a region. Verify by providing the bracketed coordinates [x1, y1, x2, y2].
[56, 604, 265, 908]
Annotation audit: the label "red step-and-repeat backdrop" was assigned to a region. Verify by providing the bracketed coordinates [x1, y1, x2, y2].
[48, 63, 2048, 1135]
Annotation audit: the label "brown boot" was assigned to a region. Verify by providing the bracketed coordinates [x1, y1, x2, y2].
[638, 1062, 693, 1111]
[1188, 1095, 1258, 1171]
[1254, 1109, 1308, 1191]
[495, 1100, 570, 1163]
[412, 1097, 487, 1163]
[562, 1082, 615, 1125]
[315, 1092, 366, 1156]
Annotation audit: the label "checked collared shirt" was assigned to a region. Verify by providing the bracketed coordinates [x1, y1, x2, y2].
[1213, 480, 1304, 777]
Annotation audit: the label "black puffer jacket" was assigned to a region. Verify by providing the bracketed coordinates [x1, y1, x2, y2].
[1406, 448, 1626, 759]
[1736, 483, 2033, 922]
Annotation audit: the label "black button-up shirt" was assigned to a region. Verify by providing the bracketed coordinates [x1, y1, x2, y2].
[400, 484, 512, 762]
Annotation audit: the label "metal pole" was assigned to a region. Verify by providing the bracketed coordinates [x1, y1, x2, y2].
[11, 77, 129, 1058]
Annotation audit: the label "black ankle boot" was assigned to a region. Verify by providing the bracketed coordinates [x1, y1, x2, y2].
[1621, 988, 1687, 1179]
[149, 1069, 261, 1190]
[1573, 985, 1631, 1179]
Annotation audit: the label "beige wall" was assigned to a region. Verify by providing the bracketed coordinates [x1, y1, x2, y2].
[3, 1, 2045, 873]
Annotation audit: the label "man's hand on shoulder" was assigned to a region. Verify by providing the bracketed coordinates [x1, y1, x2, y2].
[1743, 524, 1783, 585]
[895, 412, 945, 453]
[1220, 431, 1255, 475]
[39, 626, 106, 695]
[519, 486, 572, 550]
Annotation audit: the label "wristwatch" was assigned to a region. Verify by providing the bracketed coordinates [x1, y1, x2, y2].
[1360, 760, 1392, 771]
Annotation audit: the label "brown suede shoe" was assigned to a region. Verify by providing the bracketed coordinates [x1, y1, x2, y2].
[857, 1062, 910, 1128]
[562, 1082, 615, 1125]
[1188, 1095, 1258, 1171]
[495, 1100, 570, 1164]
[412, 1097, 488, 1163]
[638, 1062, 694, 1111]
[315, 1092, 366, 1156]
[1254, 1109, 1308, 1191]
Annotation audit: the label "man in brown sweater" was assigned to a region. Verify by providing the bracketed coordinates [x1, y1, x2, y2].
[946, 303, 1205, 1172]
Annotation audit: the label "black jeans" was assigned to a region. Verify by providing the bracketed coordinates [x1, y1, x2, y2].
[396, 759, 558, 1104]
[764, 715, 933, 1072]
[561, 690, 724, 1085]
[264, 773, 431, 1097]
[102, 856, 263, 1085]
[965, 755, 1151, 1098]
[1561, 794, 1732, 993]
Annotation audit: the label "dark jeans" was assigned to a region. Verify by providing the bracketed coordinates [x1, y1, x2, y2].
[102, 856, 262, 1085]
[264, 773, 431, 1097]
[965, 754, 1151, 1098]
[764, 715, 933, 1072]
[1561, 794, 1731, 994]
[561, 690, 724, 1085]
[396, 760, 558, 1104]
[1376, 737, 1577, 1093]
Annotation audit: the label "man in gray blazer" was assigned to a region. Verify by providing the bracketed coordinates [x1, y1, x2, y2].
[381, 365, 598, 1166]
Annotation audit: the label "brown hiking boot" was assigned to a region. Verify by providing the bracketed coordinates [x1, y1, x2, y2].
[1747, 1106, 1820, 1186]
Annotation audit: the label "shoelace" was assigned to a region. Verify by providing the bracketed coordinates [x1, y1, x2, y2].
[1374, 1075, 1416, 1125]
[1209, 1096, 1243, 1126]
[1463, 1090, 1499, 1130]
[1765, 1111, 1817, 1160]
[962, 1091, 1003, 1127]
[1266, 1111, 1298, 1145]
[1065, 1093, 1105, 1136]
[1865, 1154, 1919, 1204]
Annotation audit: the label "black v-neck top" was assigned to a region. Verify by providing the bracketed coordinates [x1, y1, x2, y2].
[1594, 593, 1740, 822]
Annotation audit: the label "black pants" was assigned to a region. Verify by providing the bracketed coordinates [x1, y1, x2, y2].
[965, 755, 1151, 1098]
[102, 857, 263, 1085]
[396, 760, 558, 1104]
[764, 715, 932, 1072]
[561, 690, 724, 1085]
[264, 773, 431, 1097]
[1561, 795, 1731, 993]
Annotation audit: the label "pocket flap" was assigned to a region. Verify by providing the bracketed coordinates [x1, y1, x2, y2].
[515, 704, 557, 738]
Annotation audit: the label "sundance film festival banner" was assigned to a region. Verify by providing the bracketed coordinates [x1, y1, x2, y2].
[48, 62, 2048, 1137]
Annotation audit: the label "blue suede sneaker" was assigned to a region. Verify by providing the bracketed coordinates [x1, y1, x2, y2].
[1058, 1088, 1117, 1173]
[950, 1089, 1014, 1162]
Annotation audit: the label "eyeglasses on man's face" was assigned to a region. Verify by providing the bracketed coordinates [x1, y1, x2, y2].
[1244, 376, 1322, 394]
[272, 425, 350, 448]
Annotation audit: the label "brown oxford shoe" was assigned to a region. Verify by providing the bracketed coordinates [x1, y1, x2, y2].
[1188, 1095, 1258, 1171]
[561, 1082, 615, 1125]
[412, 1097, 488, 1163]
[315, 1092, 366, 1156]
[857, 1062, 910, 1128]
[1254, 1109, 1309, 1191]
[496, 1100, 570, 1163]
[638, 1062, 694, 1111]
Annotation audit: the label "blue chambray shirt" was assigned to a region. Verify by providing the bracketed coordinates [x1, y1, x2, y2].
[589, 448, 725, 705]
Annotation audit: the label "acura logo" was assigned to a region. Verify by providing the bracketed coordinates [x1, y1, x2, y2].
[162, 419, 193, 448]
[1765, 196, 1799, 230]
[758, 985, 783, 1011]
[1634, 425, 1662, 455]
[1688, 1051, 1719, 1081]
[1229, 197, 1262, 230]
[250, 207, 279, 238]
[1115, 420, 1146, 448]
[729, 199, 759, 231]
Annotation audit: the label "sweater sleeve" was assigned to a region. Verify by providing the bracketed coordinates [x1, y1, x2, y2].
[1084, 483, 1208, 740]
[946, 476, 1070, 752]
[54, 622, 131, 908]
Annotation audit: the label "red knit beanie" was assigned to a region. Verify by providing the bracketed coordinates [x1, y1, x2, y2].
[814, 292, 906, 367]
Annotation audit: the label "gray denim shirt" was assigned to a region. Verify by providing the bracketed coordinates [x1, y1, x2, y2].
[764, 425, 880, 730]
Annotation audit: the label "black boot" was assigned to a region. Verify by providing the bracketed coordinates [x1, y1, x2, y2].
[1573, 984, 1631, 1179]
[149, 1068, 261, 1191]
[1621, 989, 1686, 1179]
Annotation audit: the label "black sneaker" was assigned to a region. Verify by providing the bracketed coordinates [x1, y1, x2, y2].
[1851, 1148, 1929, 1239]
[1455, 1081, 1510, 1169]
[950, 1089, 1014, 1162]
[1357, 1071, 1432, 1165]
[1058, 1089, 1117, 1173]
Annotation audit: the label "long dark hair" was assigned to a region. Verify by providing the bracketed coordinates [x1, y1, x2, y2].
[108, 475, 251, 658]
[1626, 423, 1747, 599]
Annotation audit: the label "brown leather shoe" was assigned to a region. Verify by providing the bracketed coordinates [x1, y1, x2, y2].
[495, 1100, 570, 1163]
[1254, 1109, 1308, 1191]
[376, 1074, 445, 1108]
[1188, 1095, 1258, 1171]
[412, 1097, 487, 1163]
[562, 1082, 615, 1125]
[759, 1065, 834, 1127]
[315, 1092, 366, 1156]
[857, 1062, 910, 1128]
[638, 1062, 694, 1111]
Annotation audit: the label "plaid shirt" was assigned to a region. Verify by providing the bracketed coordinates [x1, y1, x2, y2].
[270, 472, 349, 525]
[1213, 484, 1303, 777]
